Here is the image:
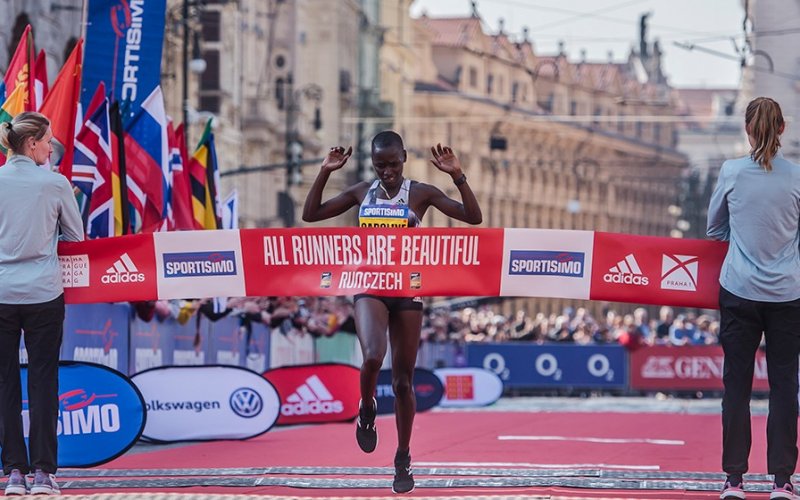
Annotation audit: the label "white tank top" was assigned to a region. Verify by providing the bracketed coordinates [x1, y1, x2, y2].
[358, 179, 421, 227]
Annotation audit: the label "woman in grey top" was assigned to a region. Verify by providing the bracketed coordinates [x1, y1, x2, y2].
[708, 97, 800, 500]
[0, 112, 83, 496]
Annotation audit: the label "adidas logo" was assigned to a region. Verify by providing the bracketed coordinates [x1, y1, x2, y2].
[101, 253, 146, 284]
[603, 253, 649, 286]
[281, 375, 343, 416]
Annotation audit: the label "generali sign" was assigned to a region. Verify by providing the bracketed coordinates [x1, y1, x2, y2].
[630, 345, 768, 391]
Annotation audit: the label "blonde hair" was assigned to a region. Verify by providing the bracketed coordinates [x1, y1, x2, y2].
[745, 97, 784, 172]
[0, 111, 50, 155]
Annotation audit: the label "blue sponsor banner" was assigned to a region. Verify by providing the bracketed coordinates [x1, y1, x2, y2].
[2, 362, 146, 467]
[466, 343, 627, 389]
[62, 303, 130, 375]
[82, 0, 167, 115]
[508, 250, 585, 277]
[376, 368, 444, 414]
[163, 251, 238, 278]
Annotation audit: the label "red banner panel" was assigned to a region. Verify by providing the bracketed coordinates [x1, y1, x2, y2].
[630, 345, 769, 392]
[241, 227, 504, 298]
[590, 232, 728, 309]
[59, 234, 158, 304]
[263, 363, 360, 425]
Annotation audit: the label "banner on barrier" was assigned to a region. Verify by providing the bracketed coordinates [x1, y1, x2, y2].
[376, 368, 444, 414]
[59, 228, 727, 309]
[434, 368, 503, 407]
[630, 345, 769, 392]
[263, 363, 360, 425]
[467, 343, 628, 389]
[0, 362, 146, 468]
[62, 303, 129, 372]
[132, 365, 280, 442]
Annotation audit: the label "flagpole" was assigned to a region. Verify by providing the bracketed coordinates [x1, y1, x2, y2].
[182, 0, 190, 147]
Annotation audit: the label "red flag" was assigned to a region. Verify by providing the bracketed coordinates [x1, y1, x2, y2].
[170, 122, 194, 230]
[4, 24, 35, 112]
[34, 49, 48, 110]
[40, 39, 83, 181]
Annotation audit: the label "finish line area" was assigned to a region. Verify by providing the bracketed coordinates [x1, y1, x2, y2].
[53, 397, 776, 499]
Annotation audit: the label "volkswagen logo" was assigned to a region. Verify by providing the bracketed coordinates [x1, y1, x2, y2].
[229, 387, 263, 418]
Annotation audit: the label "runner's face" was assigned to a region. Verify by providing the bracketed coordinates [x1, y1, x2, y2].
[371, 146, 406, 190]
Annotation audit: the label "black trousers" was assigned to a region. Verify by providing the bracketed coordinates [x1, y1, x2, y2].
[0, 295, 64, 475]
[720, 287, 800, 477]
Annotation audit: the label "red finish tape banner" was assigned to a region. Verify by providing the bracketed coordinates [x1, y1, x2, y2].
[58, 228, 728, 309]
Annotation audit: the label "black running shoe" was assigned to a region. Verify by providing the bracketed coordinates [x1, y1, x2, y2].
[356, 397, 377, 453]
[392, 450, 415, 494]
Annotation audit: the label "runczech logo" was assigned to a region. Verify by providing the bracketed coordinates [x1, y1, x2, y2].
[229, 387, 263, 418]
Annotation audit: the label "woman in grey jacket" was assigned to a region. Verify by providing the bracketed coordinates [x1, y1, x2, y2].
[708, 97, 800, 500]
[0, 112, 83, 496]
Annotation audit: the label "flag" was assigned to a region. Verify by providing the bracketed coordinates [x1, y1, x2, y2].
[188, 120, 220, 230]
[4, 24, 35, 112]
[34, 49, 48, 110]
[124, 86, 168, 233]
[73, 98, 114, 238]
[169, 121, 194, 230]
[0, 85, 27, 163]
[109, 100, 130, 235]
[71, 83, 107, 192]
[222, 190, 238, 230]
[40, 39, 83, 181]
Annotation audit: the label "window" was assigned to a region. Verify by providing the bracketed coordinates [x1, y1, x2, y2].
[201, 11, 221, 42]
[469, 67, 478, 88]
[199, 49, 220, 113]
[486, 74, 494, 95]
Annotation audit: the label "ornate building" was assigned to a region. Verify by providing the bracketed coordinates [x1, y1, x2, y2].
[387, 13, 690, 317]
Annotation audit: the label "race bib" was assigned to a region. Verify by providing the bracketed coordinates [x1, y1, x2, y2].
[358, 205, 409, 228]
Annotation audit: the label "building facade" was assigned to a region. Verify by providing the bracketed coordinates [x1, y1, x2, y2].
[392, 13, 689, 317]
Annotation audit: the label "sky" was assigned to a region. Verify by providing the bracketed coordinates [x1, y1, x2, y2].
[410, 0, 745, 88]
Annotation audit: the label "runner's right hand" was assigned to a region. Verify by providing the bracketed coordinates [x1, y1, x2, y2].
[321, 146, 352, 173]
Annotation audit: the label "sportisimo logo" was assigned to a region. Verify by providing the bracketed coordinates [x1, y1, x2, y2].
[163, 251, 237, 278]
[229, 388, 263, 418]
[102, 253, 145, 284]
[55, 389, 121, 436]
[281, 375, 343, 416]
[604, 254, 649, 285]
[508, 250, 584, 277]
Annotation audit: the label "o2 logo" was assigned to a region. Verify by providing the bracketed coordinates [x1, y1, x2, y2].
[229, 388, 263, 418]
[535, 353, 562, 381]
[483, 353, 510, 380]
[586, 354, 615, 382]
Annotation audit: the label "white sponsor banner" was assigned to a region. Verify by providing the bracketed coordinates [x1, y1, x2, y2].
[153, 230, 246, 299]
[499, 229, 594, 299]
[132, 365, 280, 442]
[434, 368, 503, 407]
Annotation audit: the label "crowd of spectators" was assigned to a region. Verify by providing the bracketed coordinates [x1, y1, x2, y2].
[131, 296, 718, 349]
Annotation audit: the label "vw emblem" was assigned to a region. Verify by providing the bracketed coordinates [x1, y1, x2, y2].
[229, 387, 263, 418]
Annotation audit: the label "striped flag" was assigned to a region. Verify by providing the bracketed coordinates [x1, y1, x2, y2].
[222, 189, 238, 230]
[189, 119, 220, 230]
[0, 85, 27, 164]
[109, 100, 130, 235]
[124, 86, 169, 233]
[73, 97, 114, 238]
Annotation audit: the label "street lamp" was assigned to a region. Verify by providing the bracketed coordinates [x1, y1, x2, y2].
[282, 72, 323, 189]
[182, 0, 208, 147]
